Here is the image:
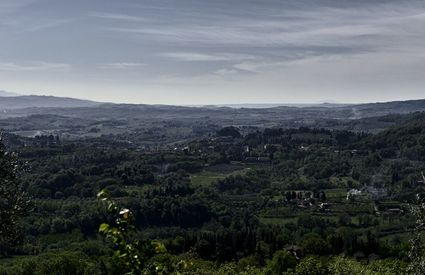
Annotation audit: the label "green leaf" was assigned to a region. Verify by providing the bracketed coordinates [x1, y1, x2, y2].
[152, 241, 167, 254]
[99, 223, 110, 233]
[97, 189, 109, 200]
[107, 203, 116, 212]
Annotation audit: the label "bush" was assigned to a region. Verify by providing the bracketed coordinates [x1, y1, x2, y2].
[296, 256, 328, 275]
[265, 250, 297, 275]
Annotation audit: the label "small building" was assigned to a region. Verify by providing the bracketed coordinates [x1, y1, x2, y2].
[319, 202, 332, 212]
[297, 199, 313, 209]
[257, 157, 271, 163]
[299, 146, 309, 151]
[347, 189, 362, 200]
[284, 245, 302, 260]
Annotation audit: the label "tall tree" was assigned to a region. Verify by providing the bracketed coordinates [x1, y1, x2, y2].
[0, 137, 30, 255]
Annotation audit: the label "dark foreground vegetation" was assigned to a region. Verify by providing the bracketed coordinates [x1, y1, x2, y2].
[2, 111, 425, 274]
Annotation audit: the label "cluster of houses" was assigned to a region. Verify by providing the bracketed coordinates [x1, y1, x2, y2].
[285, 194, 333, 212]
[347, 187, 405, 216]
[283, 190, 328, 210]
[282, 185, 403, 217]
[346, 187, 388, 201]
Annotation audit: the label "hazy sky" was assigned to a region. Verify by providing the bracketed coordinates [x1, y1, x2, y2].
[1, 0, 425, 104]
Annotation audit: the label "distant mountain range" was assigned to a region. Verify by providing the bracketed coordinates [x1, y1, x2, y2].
[0, 90, 21, 97]
[1, 94, 425, 140]
[0, 95, 101, 109]
[201, 103, 352, 109]
[1, 94, 425, 124]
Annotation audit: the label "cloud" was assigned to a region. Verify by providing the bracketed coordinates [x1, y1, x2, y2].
[232, 62, 267, 73]
[3, 0, 425, 104]
[0, 1, 72, 33]
[0, 62, 71, 72]
[89, 12, 148, 22]
[108, 1, 425, 63]
[214, 68, 239, 75]
[0, 0, 37, 12]
[100, 62, 146, 69]
[160, 52, 257, 62]
[24, 18, 73, 32]
[111, 19, 378, 50]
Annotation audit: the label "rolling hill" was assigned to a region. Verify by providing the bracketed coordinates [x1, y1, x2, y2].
[0, 95, 101, 109]
[0, 90, 21, 97]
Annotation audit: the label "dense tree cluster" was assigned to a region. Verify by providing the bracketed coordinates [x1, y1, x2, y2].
[2, 113, 425, 273]
[0, 137, 30, 256]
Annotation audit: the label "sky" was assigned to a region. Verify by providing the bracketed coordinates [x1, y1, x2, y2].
[1, 0, 425, 105]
